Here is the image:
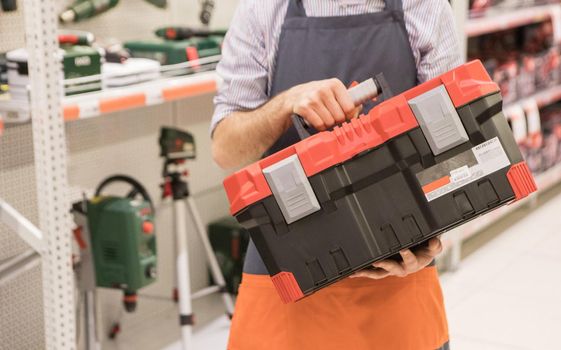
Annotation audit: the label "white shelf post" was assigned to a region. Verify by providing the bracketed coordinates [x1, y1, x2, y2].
[22, 0, 76, 349]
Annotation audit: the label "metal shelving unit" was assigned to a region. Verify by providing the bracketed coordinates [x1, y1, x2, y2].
[442, 1, 561, 270]
[466, 4, 561, 37]
[0, 70, 219, 122]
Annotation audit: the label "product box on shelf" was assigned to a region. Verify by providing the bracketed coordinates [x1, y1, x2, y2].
[517, 55, 537, 97]
[493, 60, 518, 105]
[124, 36, 222, 75]
[539, 104, 561, 171]
[102, 58, 161, 88]
[6, 46, 102, 99]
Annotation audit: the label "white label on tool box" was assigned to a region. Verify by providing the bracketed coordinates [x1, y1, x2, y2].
[450, 165, 471, 183]
[416, 137, 511, 202]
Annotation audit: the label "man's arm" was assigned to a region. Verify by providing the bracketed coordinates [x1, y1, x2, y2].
[212, 79, 356, 169]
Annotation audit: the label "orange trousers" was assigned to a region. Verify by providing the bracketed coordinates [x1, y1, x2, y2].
[228, 267, 448, 350]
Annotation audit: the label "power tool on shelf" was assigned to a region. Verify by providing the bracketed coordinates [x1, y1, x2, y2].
[223, 60, 538, 303]
[155, 26, 227, 41]
[59, 0, 167, 23]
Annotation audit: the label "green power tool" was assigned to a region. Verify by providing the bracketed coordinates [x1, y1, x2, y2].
[73, 175, 157, 312]
[60, 0, 167, 23]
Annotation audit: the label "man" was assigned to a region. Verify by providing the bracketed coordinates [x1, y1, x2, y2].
[211, 0, 462, 349]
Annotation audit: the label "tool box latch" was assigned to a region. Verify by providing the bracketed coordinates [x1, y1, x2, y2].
[263, 155, 321, 224]
[408, 85, 469, 156]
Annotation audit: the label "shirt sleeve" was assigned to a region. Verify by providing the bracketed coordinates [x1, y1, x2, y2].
[210, 0, 269, 135]
[404, 0, 464, 83]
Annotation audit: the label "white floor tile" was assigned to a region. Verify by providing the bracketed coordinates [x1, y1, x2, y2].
[448, 289, 561, 349]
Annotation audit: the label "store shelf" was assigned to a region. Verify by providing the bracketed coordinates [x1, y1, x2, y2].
[530, 84, 561, 108]
[466, 4, 561, 37]
[0, 71, 219, 123]
[62, 71, 218, 121]
[505, 84, 561, 111]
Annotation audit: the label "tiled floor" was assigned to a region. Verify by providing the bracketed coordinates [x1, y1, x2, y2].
[165, 192, 561, 350]
[441, 191, 561, 350]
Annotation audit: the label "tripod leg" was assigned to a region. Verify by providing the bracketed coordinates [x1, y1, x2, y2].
[174, 199, 195, 349]
[186, 196, 236, 317]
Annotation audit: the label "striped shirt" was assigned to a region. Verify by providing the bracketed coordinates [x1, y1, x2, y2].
[211, 0, 463, 132]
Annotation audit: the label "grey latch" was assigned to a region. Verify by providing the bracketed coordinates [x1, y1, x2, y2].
[408, 85, 469, 156]
[262, 154, 321, 224]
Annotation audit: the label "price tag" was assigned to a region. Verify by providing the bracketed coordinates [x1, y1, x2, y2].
[78, 100, 100, 119]
[523, 99, 541, 135]
[551, 6, 561, 44]
[146, 89, 164, 106]
[505, 105, 527, 144]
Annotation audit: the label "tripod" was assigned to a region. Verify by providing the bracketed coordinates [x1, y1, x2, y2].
[162, 158, 235, 349]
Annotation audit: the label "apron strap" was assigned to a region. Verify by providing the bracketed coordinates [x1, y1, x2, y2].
[384, 0, 404, 12]
[286, 0, 307, 18]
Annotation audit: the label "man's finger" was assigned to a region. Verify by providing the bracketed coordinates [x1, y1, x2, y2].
[373, 260, 405, 277]
[399, 249, 419, 272]
[351, 269, 390, 280]
[330, 80, 355, 115]
[413, 248, 436, 267]
[297, 106, 324, 130]
[426, 238, 443, 254]
[322, 90, 346, 124]
[347, 105, 362, 120]
[311, 102, 335, 128]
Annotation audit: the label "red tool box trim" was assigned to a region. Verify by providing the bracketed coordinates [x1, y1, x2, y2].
[224, 163, 272, 215]
[225, 60, 499, 215]
[507, 162, 538, 201]
[403, 60, 499, 108]
[271, 271, 304, 304]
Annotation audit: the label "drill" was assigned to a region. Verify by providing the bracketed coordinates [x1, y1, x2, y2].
[60, 0, 167, 23]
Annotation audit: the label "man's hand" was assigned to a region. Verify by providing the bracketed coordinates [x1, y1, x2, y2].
[212, 78, 360, 169]
[350, 237, 443, 280]
[285, 78, 359, 131]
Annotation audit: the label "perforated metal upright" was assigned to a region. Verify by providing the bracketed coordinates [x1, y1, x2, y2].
[22, 0, 76, 348]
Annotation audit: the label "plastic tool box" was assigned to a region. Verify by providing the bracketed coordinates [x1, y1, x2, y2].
[223, 60, 538, 303]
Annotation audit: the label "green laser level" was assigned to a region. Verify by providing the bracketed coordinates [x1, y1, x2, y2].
[159, 126, 196, 160]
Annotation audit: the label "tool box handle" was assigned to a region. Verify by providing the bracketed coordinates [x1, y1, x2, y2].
[291, 74, 391, 140]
